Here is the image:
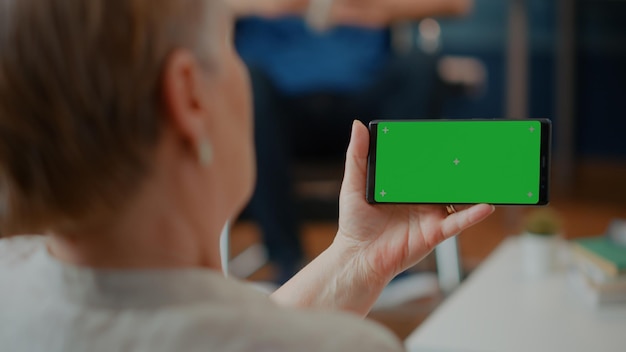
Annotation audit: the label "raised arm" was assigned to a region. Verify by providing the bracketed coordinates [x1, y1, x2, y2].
[227, 0, 472, 25]
[227, 0, 309, 18]
[329, 0, 472, 27]
[270, 121, 494, 316]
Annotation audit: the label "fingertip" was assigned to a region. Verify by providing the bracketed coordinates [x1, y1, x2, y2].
[459, 204, 491, 223]
[477, 204, 495, 214]
[351, 119, 367, 134]
[342, 120, 369, 192]
[346, 119, 370, 164]
[349, 120, 358, 145]
[349, 119, 368, 145]
[473, 203, 496, 221]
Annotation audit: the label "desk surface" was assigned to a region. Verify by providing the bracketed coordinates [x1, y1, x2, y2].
[406, 237, 626, 352]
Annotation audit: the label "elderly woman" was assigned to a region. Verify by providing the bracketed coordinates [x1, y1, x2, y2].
[0, 0, 493, 351]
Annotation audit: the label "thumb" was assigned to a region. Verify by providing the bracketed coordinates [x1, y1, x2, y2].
[341, 120, 370, 195]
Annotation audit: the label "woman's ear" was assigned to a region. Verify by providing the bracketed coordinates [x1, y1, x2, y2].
[160, 49, 211, 150]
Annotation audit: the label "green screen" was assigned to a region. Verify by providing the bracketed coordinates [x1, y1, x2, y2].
[374, 120, 542, 204]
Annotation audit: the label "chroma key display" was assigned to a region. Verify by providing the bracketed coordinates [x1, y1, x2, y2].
[367, 119, 551, 205]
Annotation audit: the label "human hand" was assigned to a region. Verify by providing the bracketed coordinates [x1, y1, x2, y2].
[225, 0, 391, 26]
[270, 120, 491, 315]
[226, 0, 310, 18]
[326, 0, 472, 27]
[303, 0, 392, 30]
[334, 120, 495, 286]
[326, 0, 394, 28]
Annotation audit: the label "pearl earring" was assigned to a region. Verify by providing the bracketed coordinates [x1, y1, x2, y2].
[199, 139, 213, 167]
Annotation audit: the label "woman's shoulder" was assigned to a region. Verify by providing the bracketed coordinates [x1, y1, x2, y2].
[158, 297, 404, 352]
[258, 307, 404, 352]
[0, 235, 45, 268]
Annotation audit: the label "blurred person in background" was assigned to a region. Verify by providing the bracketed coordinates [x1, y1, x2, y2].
[235, 0, 473, 283]
[0, 0, 493, 351]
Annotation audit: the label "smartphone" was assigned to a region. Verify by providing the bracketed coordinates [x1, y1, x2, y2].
[366, 119, 551, 205]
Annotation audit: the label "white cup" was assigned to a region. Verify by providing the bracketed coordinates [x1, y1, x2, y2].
[521, 233, 556, 279]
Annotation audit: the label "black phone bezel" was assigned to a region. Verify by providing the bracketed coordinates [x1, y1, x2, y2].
[366, 119, 551, 206]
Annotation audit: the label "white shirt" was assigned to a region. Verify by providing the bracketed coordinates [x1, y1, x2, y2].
[0, 236, 403, 352]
